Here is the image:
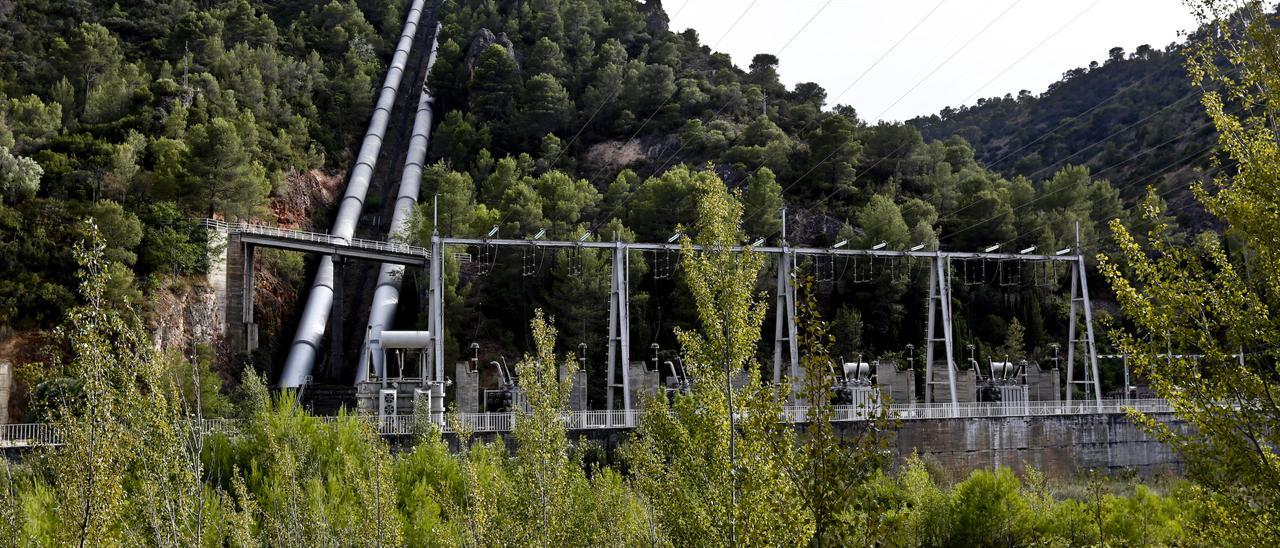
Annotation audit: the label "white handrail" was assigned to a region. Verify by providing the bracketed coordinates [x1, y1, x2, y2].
[204, 219, 433, 258]
[0, 399, 1175, 447]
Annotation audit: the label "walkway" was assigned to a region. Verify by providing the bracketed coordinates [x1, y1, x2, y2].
[0, 399, 1172, 449]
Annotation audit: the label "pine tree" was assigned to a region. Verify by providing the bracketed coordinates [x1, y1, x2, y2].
[469, 44, 520, 124]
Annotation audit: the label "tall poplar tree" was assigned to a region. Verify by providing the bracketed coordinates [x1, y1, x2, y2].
[1101, 1, 1280, 543]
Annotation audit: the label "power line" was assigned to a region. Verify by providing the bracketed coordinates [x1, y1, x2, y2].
[554, 0, 697, 162]
[955, 0, 1104, 107]
[939, 100, 1240, 247]
[493, 0, 748, 235]
[925, 63, 1243, 227]
[942, 125, 1220, 245]
[758, 0, 1026, 216]
[981, 70, 1167, 170]
[587, 0, 836, 235]
[620, 0, 812, 157]
[593, 0, 957, 239]
[871, 0, 1025, 123]
[1019, 91, 1203, 182]
[825, 0, 952, 109]
[936, 88, 1209, 227]
[984, 141, 1228, 251]
[1074, 168, 1229, 254]
[732, 0, 951, 182]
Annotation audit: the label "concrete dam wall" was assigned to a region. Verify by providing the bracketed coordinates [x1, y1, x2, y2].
[451, 412, 1185, 481]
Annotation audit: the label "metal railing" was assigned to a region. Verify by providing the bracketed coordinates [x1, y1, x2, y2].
[0, 399, 1173, 448]
[203, 219, 432, 259]
[0, 423, 59, 447]
[205, 219, 477, 263]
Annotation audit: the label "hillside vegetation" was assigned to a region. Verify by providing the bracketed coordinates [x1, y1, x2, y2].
[400, 0, 1210, 391]
[0, 0, 405, 331]
[0, 0, 1227, 395]
[912, 43, 1218, 228]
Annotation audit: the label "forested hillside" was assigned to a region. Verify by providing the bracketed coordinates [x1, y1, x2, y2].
[0, 0, 1220, 393]
[911, 43, 1217, 227]
[0, 0, 404, 331]
[404, 0, 1209, 390]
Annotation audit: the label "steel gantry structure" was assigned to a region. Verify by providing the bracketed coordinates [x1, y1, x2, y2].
[427, 233, 1105, 415]
[210, 220, 1105, 414]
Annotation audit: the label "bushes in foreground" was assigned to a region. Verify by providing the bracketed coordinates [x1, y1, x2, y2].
[0, 183, 1202, 546]
[1, 398, 1196, 547]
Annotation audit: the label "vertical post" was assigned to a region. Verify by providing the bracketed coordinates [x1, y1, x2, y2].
[1122, 352, 1130, 403]
[1066, 260, 1079, 407]
[621, 245, 631, 422]
[607, 251, 618, 416]
[773, 251, 788, 386]
[924, 256, 937, 405]
[329, 257, 345, 383]
[937, 255, 958, 412]
[606, 241, 632, 422]
[1077, 254, 1104, 411]
[786, 256, 799, 383]
[241, 242, 258, 354]
[774, 209, 786, 386]
[429, 230, 444, 383]
[607, 242, 632, 422]
[771, 250, 799, 394]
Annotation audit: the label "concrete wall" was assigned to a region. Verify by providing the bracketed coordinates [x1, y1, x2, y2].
[1026, 364, 1061, 401]
[562, 368, 587, 412]
[926, 366, 976, 403]
[0, 360, 10, 424]
[221, 233, 257, 356]
[628, 362, 660, 407]
[439, 412, 1184, 481]
[454, 361, 479, 413]
[876, 361, 915, 404]
[871, 413, 1184, 481]
[206, 227, 228, 337]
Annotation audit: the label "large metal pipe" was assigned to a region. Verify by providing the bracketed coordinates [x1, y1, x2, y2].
[358, 24, 442, 383]
[281, 0, 429, 388]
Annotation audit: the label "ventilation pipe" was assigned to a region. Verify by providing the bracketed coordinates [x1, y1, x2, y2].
[357, 23, 442, 384]
[280, 0, 429, 388]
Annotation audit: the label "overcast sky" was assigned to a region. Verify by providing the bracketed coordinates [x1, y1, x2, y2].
[666, 0, 1199, 123]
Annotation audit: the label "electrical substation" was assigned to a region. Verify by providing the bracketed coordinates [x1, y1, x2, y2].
[212, 217, 1104, 426]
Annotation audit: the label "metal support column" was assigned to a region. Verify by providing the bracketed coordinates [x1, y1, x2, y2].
[241, 242, 258, 354]
[428, 231, 444, 383]
[607, 243, 632, 422]
[924, 253, 958, 409]
[1077, 254, 1103, 411]
[1122, 352, 1130, 403]
[772, 250, 798, 391]
[328, 257, 344, 383]
[1065, 257, 1103, 410]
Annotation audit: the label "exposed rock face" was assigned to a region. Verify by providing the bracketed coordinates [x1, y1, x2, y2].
[0, 329, 54, 422]
[579, 135, 678, 181]
[149, 282, 224, 355]
[272, 169, 343, 230]
[464, 27, 517, 77]
[584, 139, 648, 173]
[641, 0, 669, 36]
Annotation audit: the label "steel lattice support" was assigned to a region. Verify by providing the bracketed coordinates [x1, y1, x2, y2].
[606, 243, 632, 422]
[328, 257, 345, 382]
[1065, 256, 1104, 410]
[924, 254, 958, 409]
[772, 250, 799, 395]
[428, 231, 444, 382]
[241, 242, 258, 354]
